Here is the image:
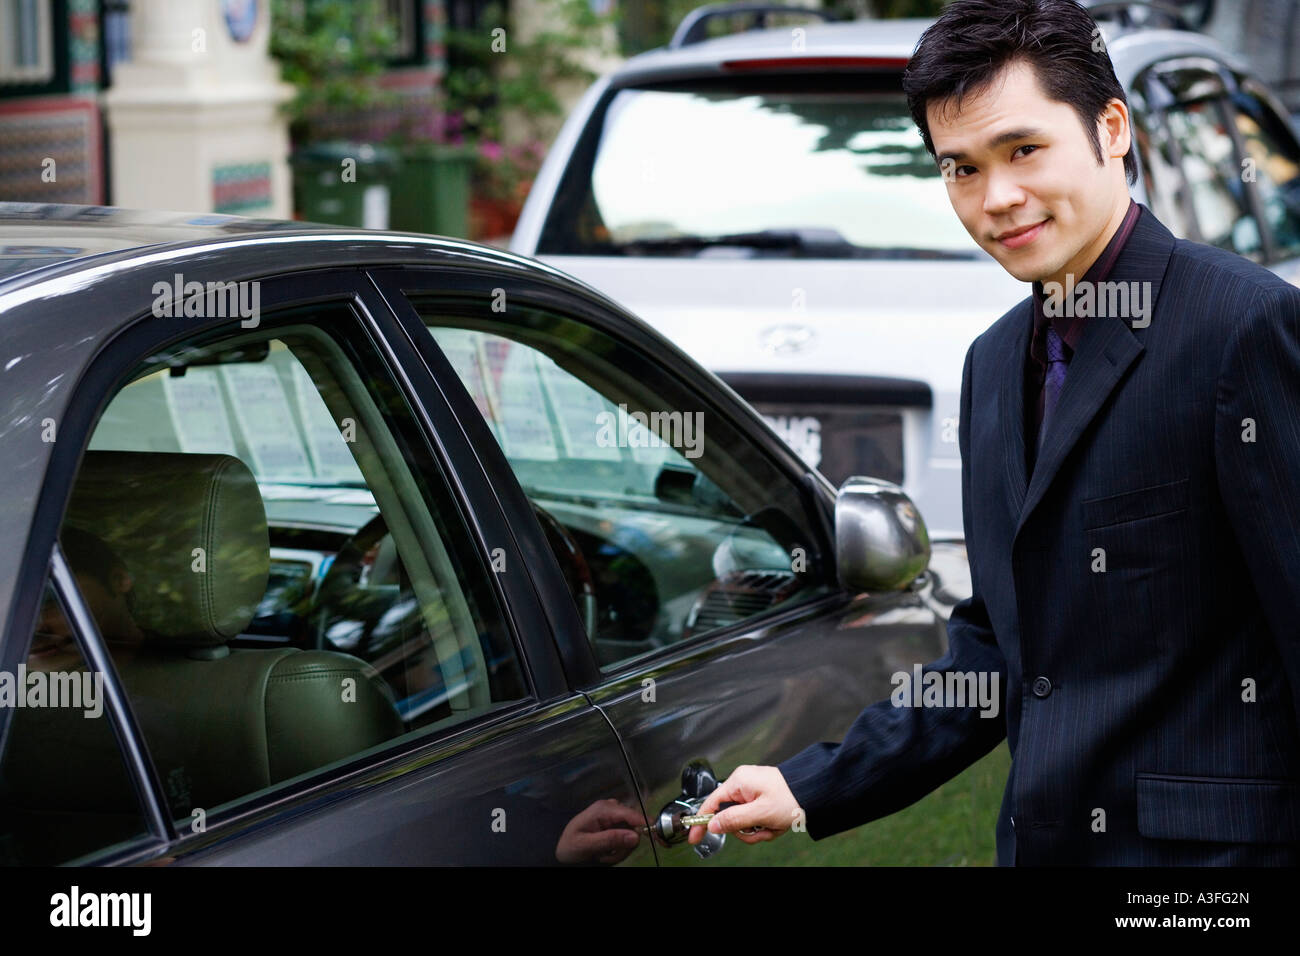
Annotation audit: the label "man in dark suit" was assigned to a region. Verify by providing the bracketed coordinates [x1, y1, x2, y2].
[690, 0, 1300, 864]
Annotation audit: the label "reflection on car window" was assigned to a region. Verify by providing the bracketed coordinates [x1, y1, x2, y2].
[538, 79, 981, 259]
[1228, 87, 1300, 261]
[1134, 68, 1262, 258]
[52, 303, 526, 833]
[0, 581, 148, 865]
[1130, 80, 1196, 238]
[413, 296, 833, 670]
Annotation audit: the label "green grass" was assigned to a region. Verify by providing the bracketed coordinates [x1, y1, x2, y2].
[703, 743, 1011, 866]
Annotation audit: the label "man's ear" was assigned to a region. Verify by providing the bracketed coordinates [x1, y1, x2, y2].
[1100, 97, 1131, 161]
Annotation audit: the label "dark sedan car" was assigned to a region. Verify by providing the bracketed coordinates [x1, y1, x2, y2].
[0, 203, 966, 866]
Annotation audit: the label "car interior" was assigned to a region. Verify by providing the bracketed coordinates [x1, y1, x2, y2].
[0, 310, 531, 863]
[413, 300, 828, 668]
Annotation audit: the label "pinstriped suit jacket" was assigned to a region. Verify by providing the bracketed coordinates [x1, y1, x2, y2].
[777, 203, 1300, 865]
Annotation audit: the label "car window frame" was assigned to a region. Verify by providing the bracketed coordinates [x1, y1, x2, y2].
[1131, 66, 1201, 239]
[1143, 58, 1263, 258]
[1133, 53, 1300, 264]
[17, 548, 175, 863]
[367, 265, 841, 689]
[1221, 71, 1300, 265]
[1, 265, 571, 864]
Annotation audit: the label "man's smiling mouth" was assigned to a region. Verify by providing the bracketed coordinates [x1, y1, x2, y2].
[995, 218, 1050, 249]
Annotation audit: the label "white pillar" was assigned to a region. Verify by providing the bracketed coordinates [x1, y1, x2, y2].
[103, 0, 294, 218]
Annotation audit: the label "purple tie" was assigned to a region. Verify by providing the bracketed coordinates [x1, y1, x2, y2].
[1037, 324, 1068, 454]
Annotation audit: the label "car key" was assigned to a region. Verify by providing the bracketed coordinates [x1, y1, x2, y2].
[682, 809, 767, 834]
[632, 799, 767, 838]
[681, 801, 766, 835]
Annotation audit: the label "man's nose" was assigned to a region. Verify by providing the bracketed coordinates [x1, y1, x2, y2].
[982, 165, 1027, 218]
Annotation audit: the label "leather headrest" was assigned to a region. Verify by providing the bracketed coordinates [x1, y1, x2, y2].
[64, 451, 269, 648]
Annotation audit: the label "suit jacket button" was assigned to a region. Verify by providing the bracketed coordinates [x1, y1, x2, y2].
[1032, 676, 1052, 697]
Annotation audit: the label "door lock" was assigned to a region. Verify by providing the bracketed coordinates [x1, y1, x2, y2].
[653, 760, 729, 859]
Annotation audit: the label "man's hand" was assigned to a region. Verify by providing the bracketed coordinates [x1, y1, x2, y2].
[555, 798, 644, 864]
[686, 765, 802, 846]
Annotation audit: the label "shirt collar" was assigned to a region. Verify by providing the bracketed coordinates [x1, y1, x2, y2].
[1030, 197, 1140, 357]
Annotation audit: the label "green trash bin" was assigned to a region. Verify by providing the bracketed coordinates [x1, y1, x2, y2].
[388, 143, 476, 238]
[290, 142, 398, 228]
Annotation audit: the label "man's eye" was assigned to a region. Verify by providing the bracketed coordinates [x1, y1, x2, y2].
[955, 165, 975, 178]
[1015, 144, 1040, 158]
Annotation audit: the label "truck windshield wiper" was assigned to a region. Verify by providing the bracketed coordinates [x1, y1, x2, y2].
[615, 228, 977, 259]
[619, 227, 856, 256]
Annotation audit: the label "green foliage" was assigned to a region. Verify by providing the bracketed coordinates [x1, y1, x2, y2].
[614, 0, 699, 55]
[444, 0, 616, 145]
[270, 0, 401, 140]
[442, 0, 615, 215]
[866, 0, 948, 18]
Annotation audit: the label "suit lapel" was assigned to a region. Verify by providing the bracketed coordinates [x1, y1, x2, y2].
[1000, 299, 1032, 519]
[1008, 204, 1177, 543]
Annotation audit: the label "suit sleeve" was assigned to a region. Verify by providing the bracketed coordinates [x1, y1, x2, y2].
[776, 337, 1009, 840]
[1214, 284, 1300, 734]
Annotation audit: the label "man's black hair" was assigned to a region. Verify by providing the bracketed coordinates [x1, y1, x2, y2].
[903, 0, 1138, 186]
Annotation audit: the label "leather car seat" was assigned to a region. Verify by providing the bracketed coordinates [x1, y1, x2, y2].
[5, 450, 403, 839]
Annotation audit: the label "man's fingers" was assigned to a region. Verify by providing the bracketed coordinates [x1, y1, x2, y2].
[708, 803, 773, 835]
[696, 775, 742, 815]
[571, 827, 635, 857]
[589, 800, 643, 830]
[686, 767, 793, 844]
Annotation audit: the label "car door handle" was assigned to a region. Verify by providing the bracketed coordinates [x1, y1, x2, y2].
[654, 759, 731, 858]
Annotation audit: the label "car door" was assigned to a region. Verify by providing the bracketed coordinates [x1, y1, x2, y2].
[370, 265, 952, 865]
[0, 266, 653, 866]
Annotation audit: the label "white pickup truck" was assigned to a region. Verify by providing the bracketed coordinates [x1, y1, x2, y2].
[512, 3, 1300, 539]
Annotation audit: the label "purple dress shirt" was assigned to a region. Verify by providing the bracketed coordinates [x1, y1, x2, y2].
[1026, 198, 1141, 472]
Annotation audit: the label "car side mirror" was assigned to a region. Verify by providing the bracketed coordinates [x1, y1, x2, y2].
[835, 477, 930, 592]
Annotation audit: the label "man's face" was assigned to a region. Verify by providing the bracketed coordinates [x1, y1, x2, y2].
[31, 569, 138, 670]
[928, 58, 1129, 286]
[32, 582, 88, 671]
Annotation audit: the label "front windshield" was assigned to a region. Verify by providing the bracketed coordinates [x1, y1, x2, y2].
[537, 76, 979, 258]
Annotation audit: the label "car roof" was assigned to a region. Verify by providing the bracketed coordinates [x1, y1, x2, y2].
[0, 201, 605, 304]
[668, 16, 934, 59]
[0, 202, 523, 283]
[0, 201, 696, 395]
[610, 18, 931, 80]
[603, 14, 1237, 86]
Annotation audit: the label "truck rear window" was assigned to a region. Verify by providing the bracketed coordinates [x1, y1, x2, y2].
[537, 73, 981, 259]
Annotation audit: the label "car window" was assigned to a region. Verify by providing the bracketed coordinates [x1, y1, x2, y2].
[537, 74, 982, 259]
[0, 581, 149, 865]
[1226, 84, 1300, 261]
[1133, 65, 1263, 258]
[409, 295, 834, 670]
[53, 301, 527, 832]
